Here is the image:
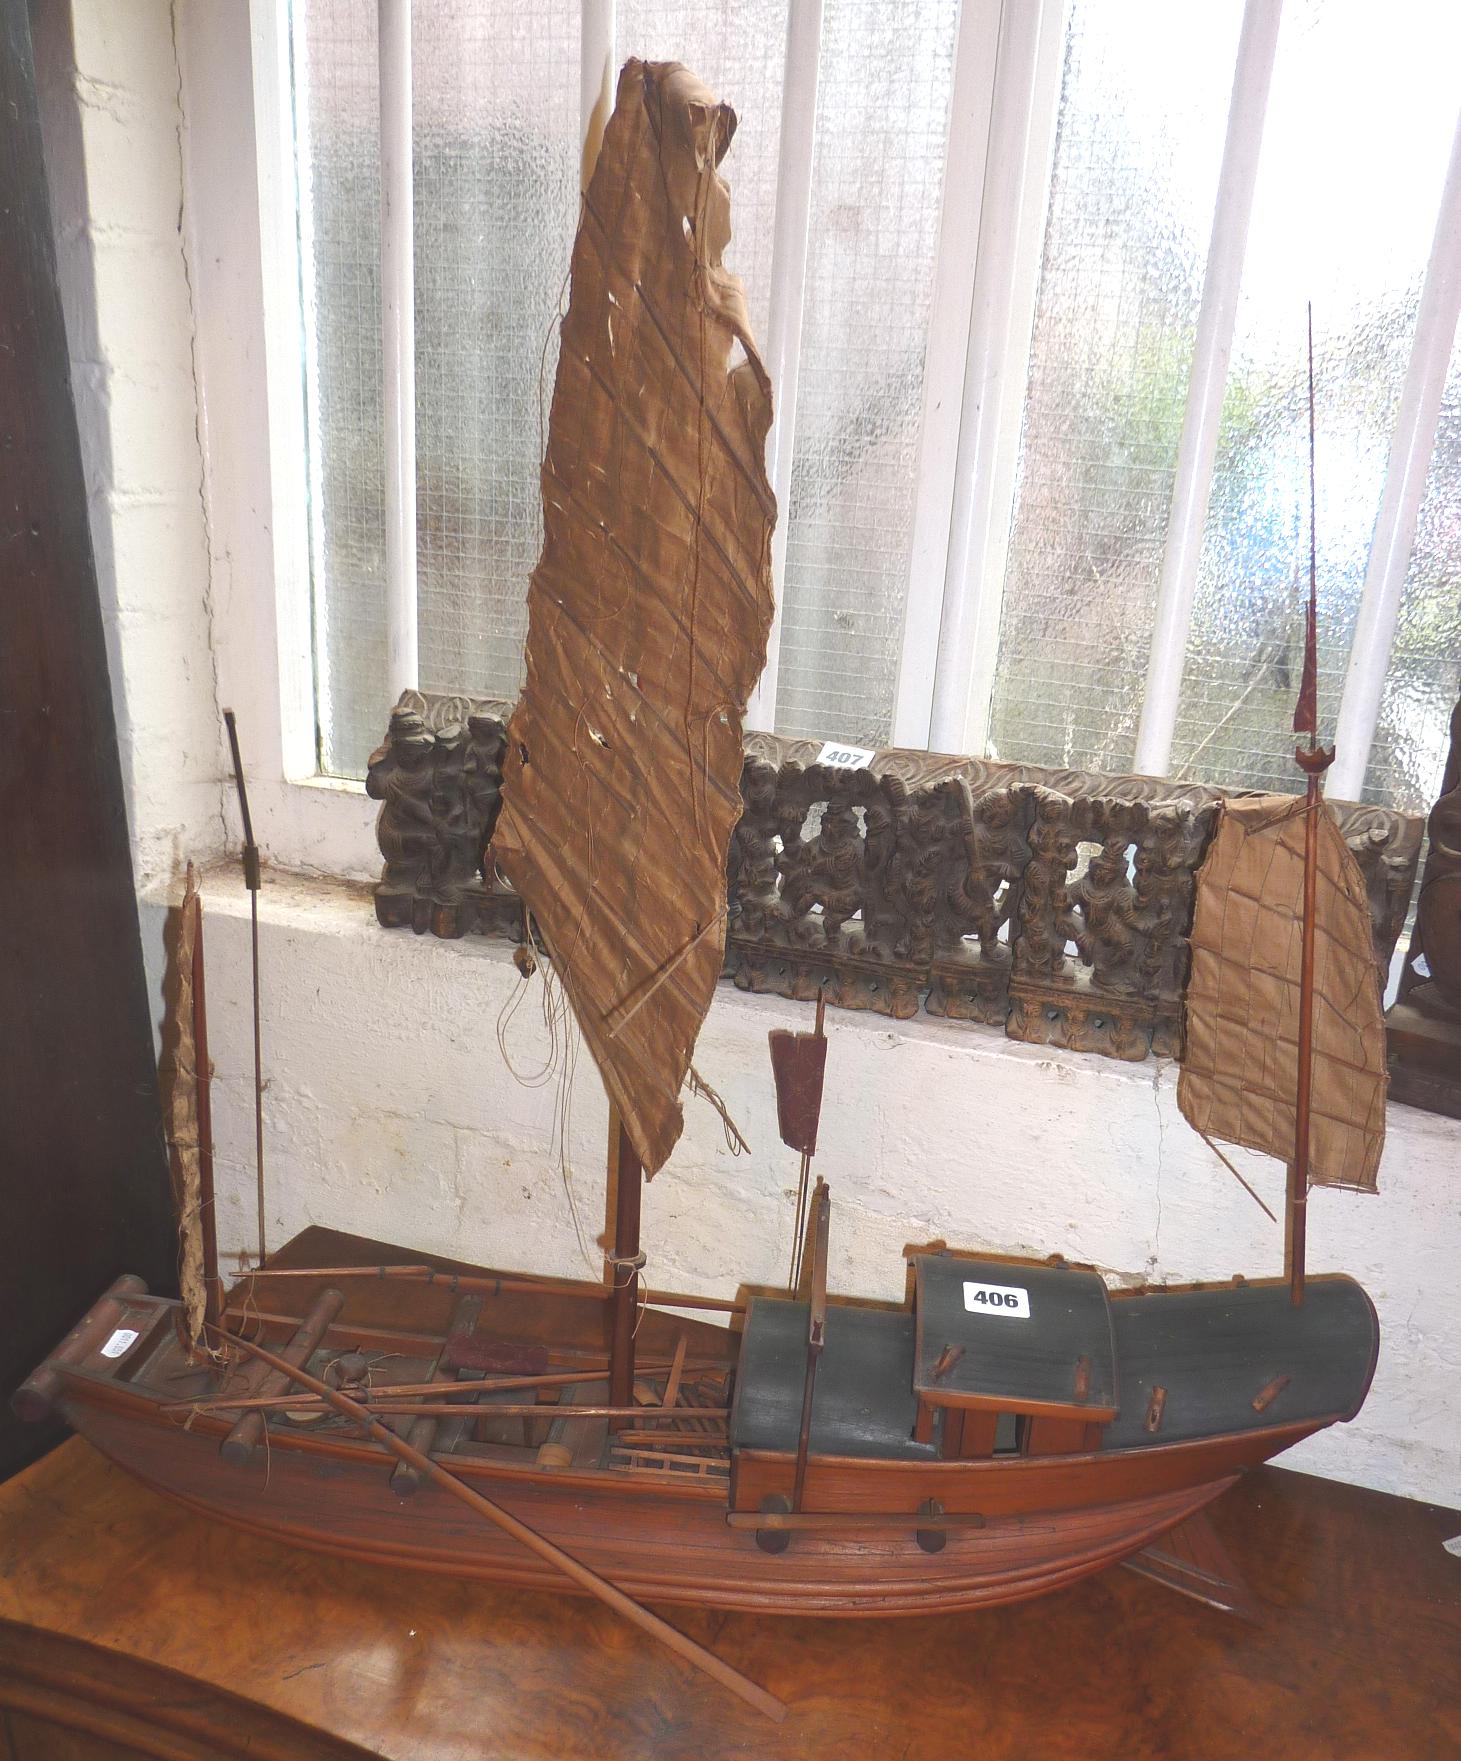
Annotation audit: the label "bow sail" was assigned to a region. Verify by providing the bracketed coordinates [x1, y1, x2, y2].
[1178, 793, 1387, 1192]
[492, 61, 776, 1176]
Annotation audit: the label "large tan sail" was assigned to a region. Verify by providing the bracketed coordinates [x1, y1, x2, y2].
[492, 62, 776, 1177]
[1179, 793, 1386, 1192]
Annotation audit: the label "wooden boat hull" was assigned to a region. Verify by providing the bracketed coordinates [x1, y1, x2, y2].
[18, 1239, 1363, 1618]
[62, 1388, 1265, 1616]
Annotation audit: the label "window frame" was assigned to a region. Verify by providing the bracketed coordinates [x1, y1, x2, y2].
[228, 0, 1461, 856]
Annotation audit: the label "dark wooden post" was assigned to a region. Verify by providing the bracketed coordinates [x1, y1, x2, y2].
[607, 1116, 643, 1430]
[0, 1, 177, 1478]
[1290, 753, 1332, 1307]
[1287, 308, 1331, 1309]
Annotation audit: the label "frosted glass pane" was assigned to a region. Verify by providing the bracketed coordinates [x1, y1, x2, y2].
[1171, 0, 1461, 796]
[297, 0, 386, 778]
[987, 0, 1242, 774]
[1364, 333, 1461, 814]
[412, 0, 580, 710]
[775, 0, 959, 747]
[615, 1, 787, 347]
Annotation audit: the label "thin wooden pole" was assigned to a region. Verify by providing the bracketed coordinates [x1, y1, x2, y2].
[791, 1181, 830, 1513]
[190, 895, 223, 1337]
[607, 1116, 643, 1429]
[223, 709, 266, 1265]
[209, 1326, 786, 1724]
[1291, 306, 1333, 1308]
[169, 1361, 725, 1415]
[232, 1264, 743, 1314]
[1289, 752, 1332, 1306]
[201, 1400, 730, 1423]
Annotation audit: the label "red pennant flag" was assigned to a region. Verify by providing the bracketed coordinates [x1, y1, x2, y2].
[1293, 583, 1318, 737]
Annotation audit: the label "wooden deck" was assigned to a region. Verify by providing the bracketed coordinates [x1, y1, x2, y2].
[1, 1438, 1456, 1760]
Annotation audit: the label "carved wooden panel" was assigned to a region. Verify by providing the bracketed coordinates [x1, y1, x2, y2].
[368, 692, 1423, 1067]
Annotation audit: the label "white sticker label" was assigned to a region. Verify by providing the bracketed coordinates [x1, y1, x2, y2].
[963, 1281, 1030, 1319]
[100, 1327, 140, 1360]
[816, 741, 876, 771]
[1443, 1534, 1461, 1558]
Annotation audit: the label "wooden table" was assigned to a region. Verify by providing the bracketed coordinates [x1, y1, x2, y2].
[2, 1438, 1458, 1760]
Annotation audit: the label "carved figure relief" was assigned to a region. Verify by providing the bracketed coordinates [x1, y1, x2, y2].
[368, 691, 1424, 1075]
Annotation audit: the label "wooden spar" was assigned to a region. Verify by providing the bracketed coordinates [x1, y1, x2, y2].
[392, 1292, 482, 1498]
[1290, 307, 1334, 1310]
[229, 1264, 744, 1314]
[1290, 753, 1330, 1307]
[223, 709, 266, 1266]
[189, 887, 223, 1338]
[660, 1332, 688, 1412]
[165, 1361, 726, 1414]
[208, 1325, 786, 1725]
[208, 1400, 731, 1423]
[607, 1115, 644, 1430]
[219, 1288, 345, 1463]
[791, 1180, 830, 1514]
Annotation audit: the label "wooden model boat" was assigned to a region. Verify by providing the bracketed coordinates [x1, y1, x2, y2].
[15, 1223, 1376, 1618]
[15, 64, 1388, 1714]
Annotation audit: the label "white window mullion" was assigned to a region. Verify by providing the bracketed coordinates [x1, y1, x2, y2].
[580, 0, 616, 191]
[745, 0, 824, 735]
[924, 0, 1065, 758]
[1131, 0, 1283, 780]
[1330, 106, 1461, 801]
[251, 0, 319, 778]
[888, 0, 1005, 750]
[378, 0, 418, 700]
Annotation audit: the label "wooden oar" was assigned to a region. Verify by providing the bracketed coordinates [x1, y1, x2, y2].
[166, 1362, 726, 1415]
[232, 1264, 744, 1314]
[204, 1399, 730, 1423]
[209, 1326, 785, 1725]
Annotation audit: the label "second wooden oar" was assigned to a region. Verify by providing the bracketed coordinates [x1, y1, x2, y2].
[210, 1325, 785, 1725]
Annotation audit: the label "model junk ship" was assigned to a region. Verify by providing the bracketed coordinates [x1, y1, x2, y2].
[16, 62, 1386, 1716]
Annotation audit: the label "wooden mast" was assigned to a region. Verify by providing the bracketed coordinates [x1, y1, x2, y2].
[606, 1112, 643, 1428]
[189, 888, 223, 1338]
[1290, 307, 1334, 1308]
[223, 709, 266, 1266]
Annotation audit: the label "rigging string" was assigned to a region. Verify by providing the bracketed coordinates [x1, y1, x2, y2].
[493, 908, 605, 1279]
[686, 1064, 750, 1157]
[1198, 1131, 1279, 1224]
[788, 1150, 812, 1292]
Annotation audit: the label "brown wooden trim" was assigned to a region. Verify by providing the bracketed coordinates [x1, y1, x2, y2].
[0, 1621, 371, 1760]
[918, 1386, 1119, 1424]
[730, 1418, 1327, 1515]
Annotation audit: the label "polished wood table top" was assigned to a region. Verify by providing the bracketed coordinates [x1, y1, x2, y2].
[1, 1438, 1458, 1760]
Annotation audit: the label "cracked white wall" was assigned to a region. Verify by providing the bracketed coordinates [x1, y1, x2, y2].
[141, 869, 1461, 1511]
[32, 0, 226, 890]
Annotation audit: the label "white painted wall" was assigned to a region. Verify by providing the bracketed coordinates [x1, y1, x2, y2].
[140, 868, 1460, 1510]
[40, 0, 1460, 1513]
[32, 0, 225, 890]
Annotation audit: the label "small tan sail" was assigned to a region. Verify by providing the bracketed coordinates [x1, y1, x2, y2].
[493, 61, 776, 1176]
[1179, 794, 1386, 1192]
[162, 866, 209, 1345]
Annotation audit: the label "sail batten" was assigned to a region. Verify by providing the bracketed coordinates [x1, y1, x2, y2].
[493, 61, 776, 1177]
[1178, 794, 1386, 1193]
